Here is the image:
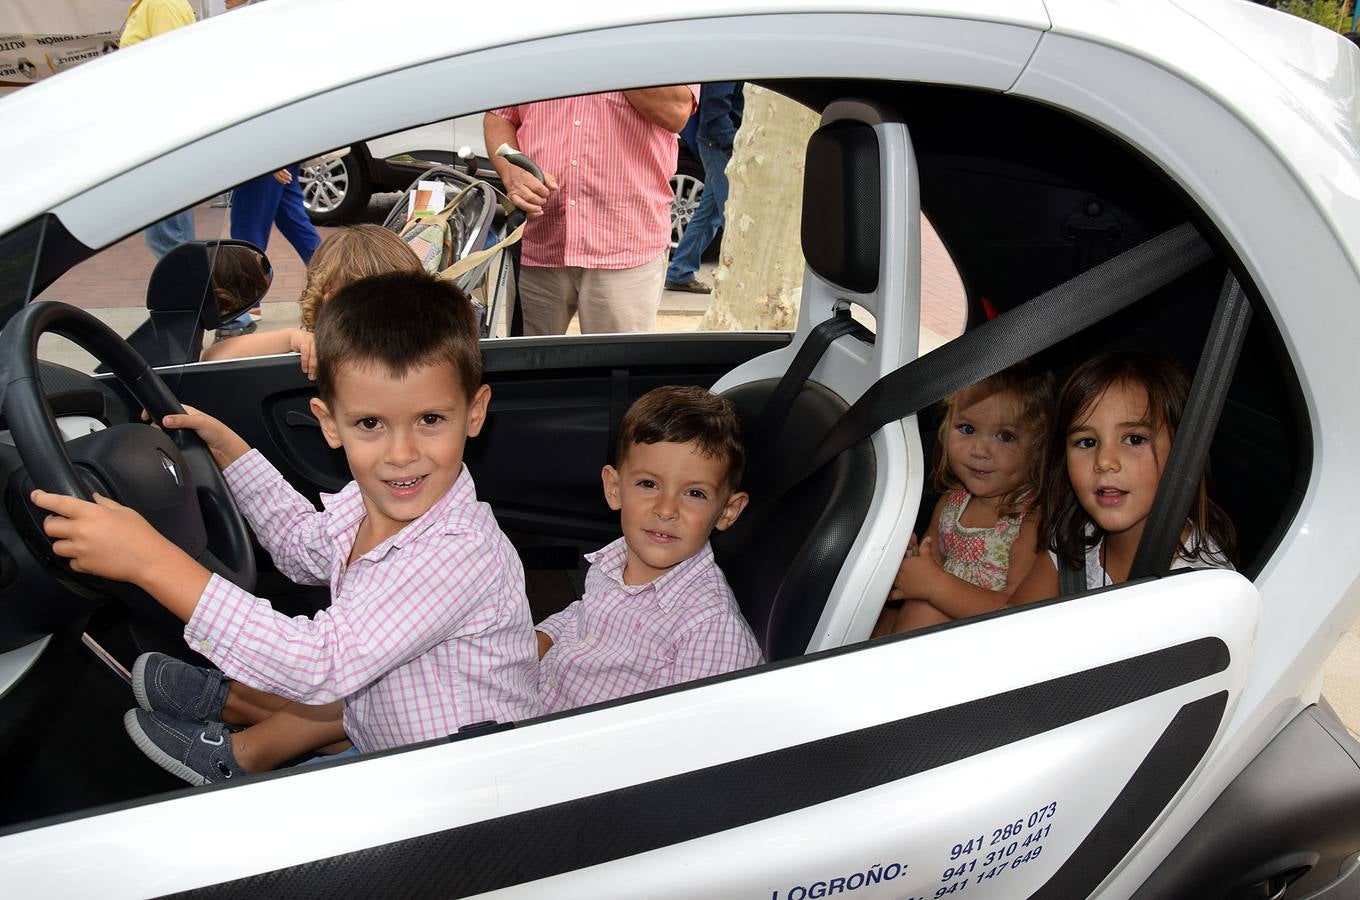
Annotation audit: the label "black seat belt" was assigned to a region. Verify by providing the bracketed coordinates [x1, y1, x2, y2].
[754, 221, 1215, 511]
[743, 308, 863, 483]
[1127, 271, 1251, 579]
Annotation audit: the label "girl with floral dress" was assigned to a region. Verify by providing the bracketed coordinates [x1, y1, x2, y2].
[878, 361, 1055, 634]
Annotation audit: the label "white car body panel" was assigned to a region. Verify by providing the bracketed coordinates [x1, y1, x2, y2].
[3, 571, 1256, 898]
[0, 1, 1350, 897]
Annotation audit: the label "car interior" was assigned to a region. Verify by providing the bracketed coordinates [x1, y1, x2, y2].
[0, 74, 1335, 898]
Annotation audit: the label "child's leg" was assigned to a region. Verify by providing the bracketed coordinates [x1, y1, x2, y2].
[220, 681, 292, 726]
[871, 600, 904, 638]
[892, 599, 952, 633]
[230, 700, 348, 773]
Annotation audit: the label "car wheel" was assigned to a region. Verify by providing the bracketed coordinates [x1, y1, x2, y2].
[670, 153, 722, 260]
[299, 148, 372, 224]
[670, 155, 704, 253]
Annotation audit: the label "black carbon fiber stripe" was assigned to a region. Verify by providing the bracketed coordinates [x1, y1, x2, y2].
[1028, 691, 1229, 900]
[171, 637, 1230, 900]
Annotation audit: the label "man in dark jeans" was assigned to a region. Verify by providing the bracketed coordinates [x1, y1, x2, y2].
[664, 82, 744, 295]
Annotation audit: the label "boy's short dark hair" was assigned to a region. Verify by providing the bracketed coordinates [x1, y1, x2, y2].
[313, 271, 481, 403]
[617, 386, 746, 491]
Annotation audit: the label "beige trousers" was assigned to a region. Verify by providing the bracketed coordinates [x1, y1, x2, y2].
[517, 252, 667, 335]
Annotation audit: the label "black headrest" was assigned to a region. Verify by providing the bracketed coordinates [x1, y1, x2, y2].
[801, 121, 881, 294]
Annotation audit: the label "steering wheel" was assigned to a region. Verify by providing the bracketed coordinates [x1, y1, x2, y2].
[0, 301, 256, 609]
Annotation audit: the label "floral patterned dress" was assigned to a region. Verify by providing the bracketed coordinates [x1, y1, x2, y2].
[937, 488, 1025, 591]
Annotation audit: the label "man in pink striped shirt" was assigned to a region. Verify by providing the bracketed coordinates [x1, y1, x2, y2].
[485, 87, 698, 335]
[537, 386, 763, 714]
[35, 272, 540, 784]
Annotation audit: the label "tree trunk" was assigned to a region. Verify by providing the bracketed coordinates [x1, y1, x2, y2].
[700, 85, 820, 331]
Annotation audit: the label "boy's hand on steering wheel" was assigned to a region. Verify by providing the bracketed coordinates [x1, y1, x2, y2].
[32, 490, 171, 583]
[155, 405, 251, 471]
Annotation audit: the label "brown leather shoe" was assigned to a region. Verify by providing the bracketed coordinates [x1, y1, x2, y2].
[665, 279, 712, 294]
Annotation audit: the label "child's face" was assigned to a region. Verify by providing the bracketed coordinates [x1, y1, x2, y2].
[311, 361, 489, 546]
[1065, 379, 1172, 538]
[945, 387, 1033, 501]
[602, 441, 748, 586]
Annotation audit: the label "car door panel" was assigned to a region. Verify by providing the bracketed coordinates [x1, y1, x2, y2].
[154, 333, 789, 539]
[1, 569, 1257, 899]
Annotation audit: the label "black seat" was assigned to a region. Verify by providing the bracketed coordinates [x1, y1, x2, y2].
[711, 100, 907, 660]
[712, 381, 875, 661]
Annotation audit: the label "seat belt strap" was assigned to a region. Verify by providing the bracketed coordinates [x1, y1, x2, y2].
[1059, 561, 1086, 596]
[1128, 272, 1252, 578]
[755, 222, 1214, 509]
[744, 308, 862, 477]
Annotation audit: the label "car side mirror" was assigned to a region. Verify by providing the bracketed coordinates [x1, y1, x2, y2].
[117, 239, 273, 369]
[206, 240, 273, 327]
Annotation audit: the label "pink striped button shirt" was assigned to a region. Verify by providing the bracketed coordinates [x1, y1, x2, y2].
[536, 538, 763, 714]
[185, 450, 540, 753]
[491, 88, 699, 269]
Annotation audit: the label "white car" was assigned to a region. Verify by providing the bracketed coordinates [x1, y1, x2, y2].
[0, 1, 1357, 898]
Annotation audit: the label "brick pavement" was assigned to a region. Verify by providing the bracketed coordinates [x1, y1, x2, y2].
[39, 197, 966, 349]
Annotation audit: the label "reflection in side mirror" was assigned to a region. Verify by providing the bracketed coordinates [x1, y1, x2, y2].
[208, 241, 273, 327]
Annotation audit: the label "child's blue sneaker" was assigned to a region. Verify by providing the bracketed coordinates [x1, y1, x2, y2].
[131, 652, 230, 723]
[123, 709, 246, 786]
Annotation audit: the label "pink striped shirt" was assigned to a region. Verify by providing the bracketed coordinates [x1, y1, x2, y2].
[536, 538, 763, 714]
[185, 450, 540, 753]
[491, 88, 698, 269]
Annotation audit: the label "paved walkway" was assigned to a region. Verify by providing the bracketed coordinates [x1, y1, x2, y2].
[32, 195, 1358, 734]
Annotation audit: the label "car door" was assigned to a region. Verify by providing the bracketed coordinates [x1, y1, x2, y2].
[1, 566, 1256, 898]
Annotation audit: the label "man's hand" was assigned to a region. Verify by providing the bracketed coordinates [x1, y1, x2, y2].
[272, 169, 292, 185]
[157, 405, 251, 470]
[503, 165, 559, 218]
[33, 491, 173, 583]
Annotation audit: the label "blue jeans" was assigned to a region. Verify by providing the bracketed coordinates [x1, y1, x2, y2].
[230, 165, 321, 265]
[143, 209, 196, 259]
[666, 139, 732, 284]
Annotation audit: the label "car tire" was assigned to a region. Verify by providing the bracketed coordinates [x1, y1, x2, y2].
[670, 152, 722, 261]
[299, 147, 372, 225]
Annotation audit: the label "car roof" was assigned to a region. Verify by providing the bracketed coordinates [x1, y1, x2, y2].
[0, 0, 1357, 254]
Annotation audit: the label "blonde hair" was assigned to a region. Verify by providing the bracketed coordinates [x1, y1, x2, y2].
[298, 224, 422, 330]
[931, 360, 1055, 518]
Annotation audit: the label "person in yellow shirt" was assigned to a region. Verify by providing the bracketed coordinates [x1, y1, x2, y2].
[120, 0, 198, 258]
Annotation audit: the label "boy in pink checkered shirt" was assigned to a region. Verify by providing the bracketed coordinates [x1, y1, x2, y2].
[536, 386, 763, 713]
[34, 272, 540, 784]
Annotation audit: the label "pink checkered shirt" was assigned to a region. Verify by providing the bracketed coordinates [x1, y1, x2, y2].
[536, 538, 763, 714]
[185, 450, 540, 752]
[490, 88, 698, 269]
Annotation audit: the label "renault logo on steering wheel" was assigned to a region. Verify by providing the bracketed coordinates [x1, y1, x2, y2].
[157, 450, 180, 486]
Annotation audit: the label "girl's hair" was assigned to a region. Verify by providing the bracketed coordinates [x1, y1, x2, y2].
[931, 360, 1055, 518]
[1041, 351, 1236, 570]
[298, 224, 422, 330]
[210, 244, 270, 321]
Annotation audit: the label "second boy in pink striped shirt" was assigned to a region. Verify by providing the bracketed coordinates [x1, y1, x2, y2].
[34, 272, 540, 784]
[537, 387, 764, 713]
